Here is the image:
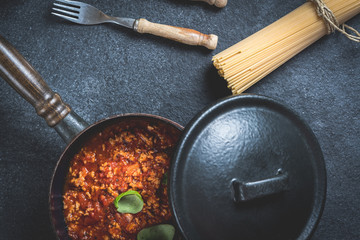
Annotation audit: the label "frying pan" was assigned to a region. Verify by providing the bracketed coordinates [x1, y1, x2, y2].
[0, 34, 326, 240]
[0, 35, 183, 239]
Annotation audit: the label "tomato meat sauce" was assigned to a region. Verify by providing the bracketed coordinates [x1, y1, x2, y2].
[63, 120, 181, 240]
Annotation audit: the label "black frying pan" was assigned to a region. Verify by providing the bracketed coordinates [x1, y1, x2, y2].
[0, 35, 183, 240]
[0, 35, 326, 240]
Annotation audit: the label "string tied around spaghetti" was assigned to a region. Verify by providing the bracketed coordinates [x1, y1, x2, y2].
[308, 0, 360, 42]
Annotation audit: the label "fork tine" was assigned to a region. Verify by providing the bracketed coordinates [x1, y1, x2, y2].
[53, 2, 80, 12]
[52, 7, 79, 18]
[51, 12, 78, 22]
[54, 0, 82, 7]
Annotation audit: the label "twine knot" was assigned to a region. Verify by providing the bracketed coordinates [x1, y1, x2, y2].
[309, 0, 360, 42]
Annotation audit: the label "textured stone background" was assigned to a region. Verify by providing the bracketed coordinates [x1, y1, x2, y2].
[0, 0, 359, 239]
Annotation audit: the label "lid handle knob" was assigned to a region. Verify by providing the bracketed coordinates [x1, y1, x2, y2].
[231, 169, 289, 202]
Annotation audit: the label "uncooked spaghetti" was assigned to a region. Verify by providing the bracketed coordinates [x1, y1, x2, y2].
[212, 0, 360, 95]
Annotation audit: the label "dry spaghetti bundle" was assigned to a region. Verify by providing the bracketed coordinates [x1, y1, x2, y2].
[212, 0, 360, 95]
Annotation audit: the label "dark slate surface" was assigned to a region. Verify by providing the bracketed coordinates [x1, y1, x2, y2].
[0, 0, 359, 239]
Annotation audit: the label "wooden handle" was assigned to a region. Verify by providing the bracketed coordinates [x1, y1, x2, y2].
[191, 0, 228, 8]
[0, 35, 71, 127]
[136, 18, 218, 50]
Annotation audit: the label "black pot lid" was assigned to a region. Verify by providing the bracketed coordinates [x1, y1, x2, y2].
[170, 94, 326, 240]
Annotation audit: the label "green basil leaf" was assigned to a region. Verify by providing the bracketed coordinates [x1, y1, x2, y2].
[137, 224, 175, 240]
[162, 172, 168, 185]
[114, 190, 143, 214]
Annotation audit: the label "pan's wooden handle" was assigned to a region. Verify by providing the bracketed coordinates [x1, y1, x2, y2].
[136, 18, 218, 50]
[0, 35, 71, 127]
[191, 0, 228, 8]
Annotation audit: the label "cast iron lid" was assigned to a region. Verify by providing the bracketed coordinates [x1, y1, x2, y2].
[170, 94, 326, 240]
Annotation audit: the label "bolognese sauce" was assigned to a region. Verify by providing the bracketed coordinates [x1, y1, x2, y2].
[63, 120, 181, 240]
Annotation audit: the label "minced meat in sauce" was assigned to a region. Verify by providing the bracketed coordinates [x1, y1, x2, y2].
[63, 120, 181, 240]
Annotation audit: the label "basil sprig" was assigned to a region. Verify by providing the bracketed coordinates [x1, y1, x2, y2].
[162, 172, 168, 185]
[137, 224, 175, 240]
[114, 190, 143, 214]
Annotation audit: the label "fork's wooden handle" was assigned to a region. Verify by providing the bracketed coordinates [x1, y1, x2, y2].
[0, 35, 71, 127]
[191, 0, 228, 8]
[136, 18, 218, 50]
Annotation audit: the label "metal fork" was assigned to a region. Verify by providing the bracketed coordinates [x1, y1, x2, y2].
[51, 0, 218, 50]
